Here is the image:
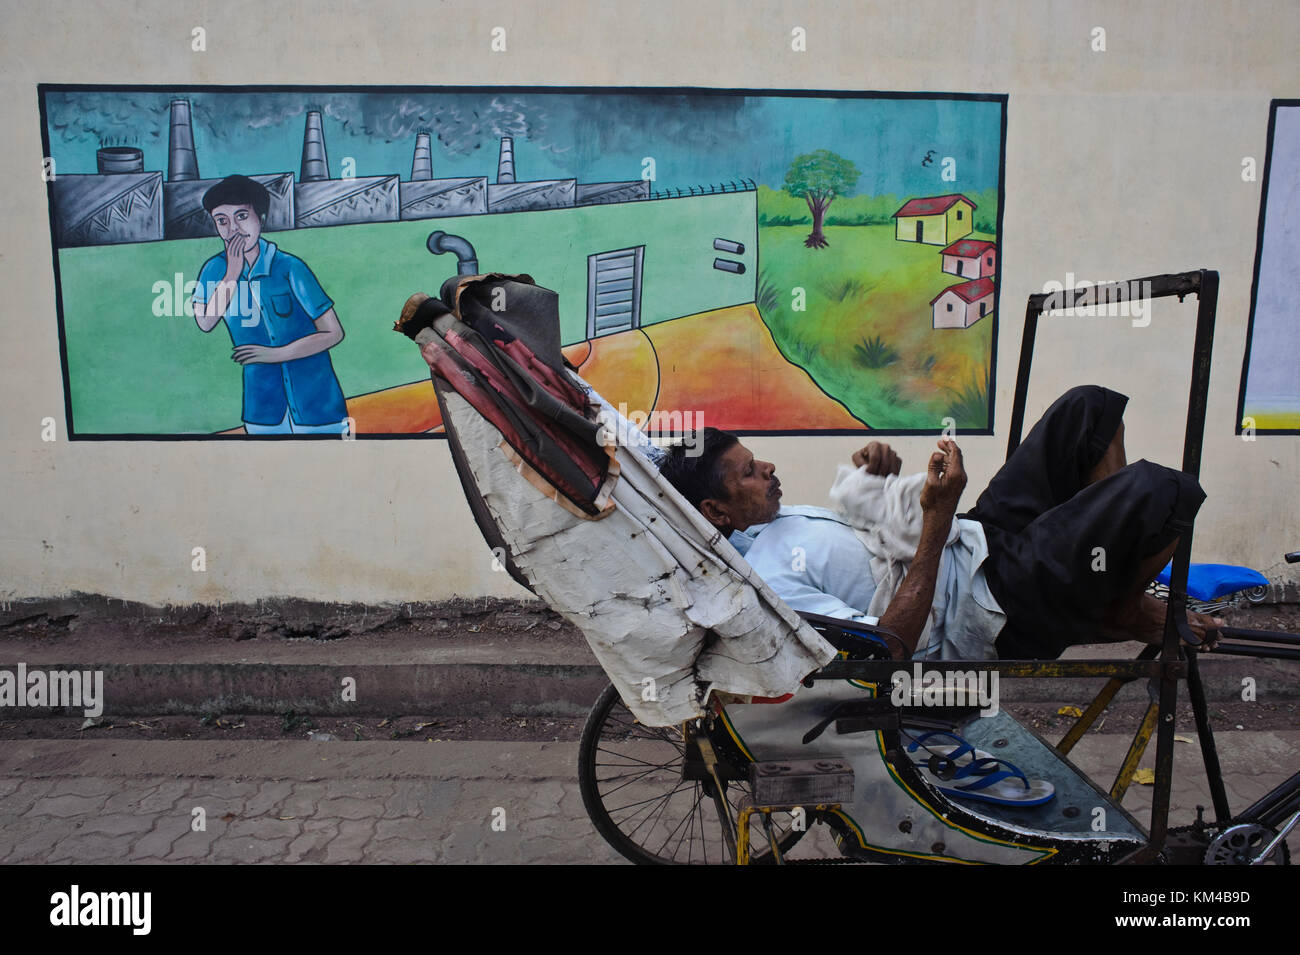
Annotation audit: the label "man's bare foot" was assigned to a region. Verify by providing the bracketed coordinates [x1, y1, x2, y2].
[1107, 594, 1223, 651]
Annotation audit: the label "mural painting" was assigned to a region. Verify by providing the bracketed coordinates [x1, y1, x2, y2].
[39, 87, 1006, 438]
[1239, 100, 1300, 435]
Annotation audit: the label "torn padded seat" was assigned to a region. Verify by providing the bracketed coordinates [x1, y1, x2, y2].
[397, 274, 837, 726]
[398, 275, 615, 518]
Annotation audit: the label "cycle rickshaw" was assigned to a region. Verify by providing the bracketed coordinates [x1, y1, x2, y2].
[397, 237, 1299, 865]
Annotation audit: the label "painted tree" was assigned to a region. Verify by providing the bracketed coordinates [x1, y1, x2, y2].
[783, 150, 861, 249]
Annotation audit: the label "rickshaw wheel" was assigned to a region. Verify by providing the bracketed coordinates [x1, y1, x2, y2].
[578, 683, 806, 865]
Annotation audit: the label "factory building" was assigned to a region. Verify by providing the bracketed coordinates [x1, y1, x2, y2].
[48, 100, 658, 248]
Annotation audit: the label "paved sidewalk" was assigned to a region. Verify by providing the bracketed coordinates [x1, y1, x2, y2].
[2, 731, 1296, 864]
[0, 739, 623, 864]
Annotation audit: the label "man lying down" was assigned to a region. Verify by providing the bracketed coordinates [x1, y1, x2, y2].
[658, 385, 1224, 662]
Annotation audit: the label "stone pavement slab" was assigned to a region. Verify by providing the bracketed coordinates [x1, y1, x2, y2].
[1, 730, 1296, 864]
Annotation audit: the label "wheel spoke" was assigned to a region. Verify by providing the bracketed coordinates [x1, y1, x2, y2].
[604, 777, 693, 818]
[653, 781, 708, 859]
[618, 779, 694, 841]
[593, 747, 677, 770]
[596, 762, 679, 799]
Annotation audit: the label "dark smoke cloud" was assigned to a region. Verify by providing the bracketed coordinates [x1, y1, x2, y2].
[45, 91, 170, 147]
[46, 89, 756, 162]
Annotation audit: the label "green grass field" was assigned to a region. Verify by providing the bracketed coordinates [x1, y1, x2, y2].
[756, 221, 996, 430]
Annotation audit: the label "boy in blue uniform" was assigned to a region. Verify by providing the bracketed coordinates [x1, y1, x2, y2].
[191, 175, 349, 434]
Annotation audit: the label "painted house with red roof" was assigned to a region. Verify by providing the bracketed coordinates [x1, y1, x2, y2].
[892, 193, 976, 246]
[930, 276, 995, 329]
[941, 239, 997, 279]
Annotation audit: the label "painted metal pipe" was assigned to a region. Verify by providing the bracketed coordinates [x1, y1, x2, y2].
[427, 230, 479, 275]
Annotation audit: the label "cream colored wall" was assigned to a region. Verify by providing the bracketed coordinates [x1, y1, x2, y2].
[2, 0, 1297, 604]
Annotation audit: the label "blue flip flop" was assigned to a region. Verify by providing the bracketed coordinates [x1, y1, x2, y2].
[917, 754, 1056, 807]
[905, 730, 995, 775]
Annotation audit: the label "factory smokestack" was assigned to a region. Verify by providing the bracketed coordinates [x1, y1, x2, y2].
[497, 137, 515, 184]
[411, 132, 432, 181]
[300, 110, 330, 183]
[167, 99, 200, 182]
[98, 147, 144, 175]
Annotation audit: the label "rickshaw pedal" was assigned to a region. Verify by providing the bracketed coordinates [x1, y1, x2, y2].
[801, 699, 897, 743]
[835, 716, 892, 736]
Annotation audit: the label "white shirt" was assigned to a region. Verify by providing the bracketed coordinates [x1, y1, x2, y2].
[730, 477, 1006, 661]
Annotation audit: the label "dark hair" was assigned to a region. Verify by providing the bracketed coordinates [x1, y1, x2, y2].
[658, 427, 739, 510]
[202, 175, 271, 220]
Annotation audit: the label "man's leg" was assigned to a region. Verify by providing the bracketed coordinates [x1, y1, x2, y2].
[1098, 535, 1223, 649]
[288, 416, 350, 435]
[986, 458, 1207, 659]
[1088, 420, 1126, 485]
[964, 384, 1129, 535]
[244, 409, 292, 435]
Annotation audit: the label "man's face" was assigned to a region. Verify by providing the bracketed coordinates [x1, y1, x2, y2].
[702, 442, 781, 533]
[210, 202, 262, 250]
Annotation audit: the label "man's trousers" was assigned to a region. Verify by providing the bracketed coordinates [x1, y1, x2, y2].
[963, 385, 1206, 659]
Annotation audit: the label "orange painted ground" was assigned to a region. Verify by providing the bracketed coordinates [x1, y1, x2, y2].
[561, 304, 866, 431]
[345, 380, 444, 433]
[561, 330, 659, 413]
[638, 304, 865, 431]
[220, 303, 863, 434]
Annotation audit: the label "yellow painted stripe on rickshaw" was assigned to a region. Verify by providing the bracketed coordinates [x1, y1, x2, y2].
[718, 706, 756, 762]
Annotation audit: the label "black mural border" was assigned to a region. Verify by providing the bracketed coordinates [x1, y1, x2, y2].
[38, 83, 1008, 441]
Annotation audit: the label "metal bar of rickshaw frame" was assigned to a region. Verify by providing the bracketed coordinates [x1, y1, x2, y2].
[1057, 643, 1160, 756]
[1012, 269, 1218, 861]
[1187, 650, 1231, 824]
[1112, 701, 1160, 801]
[1217, 626, 1300, 646]
[1252, 810, 1300, 864]
[693, 729, 739, 863]
[1008, 270, 1205, 457]
[1168, 269, 1230, 832]
[1237, 770, 1300, 830]
[811, 659, 1181, 682]
[1208, 642, 1300, 660]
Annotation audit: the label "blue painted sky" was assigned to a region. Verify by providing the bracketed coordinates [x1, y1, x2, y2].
[44, 89, 1003, 198]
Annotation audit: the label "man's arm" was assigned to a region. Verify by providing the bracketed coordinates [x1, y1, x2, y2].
[876, 439, 966, 659]
[232, 308, 344, 365]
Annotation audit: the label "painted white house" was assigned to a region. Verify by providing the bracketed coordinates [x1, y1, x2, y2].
[930, 276, 995, 329]
[940, 239, 997, 279]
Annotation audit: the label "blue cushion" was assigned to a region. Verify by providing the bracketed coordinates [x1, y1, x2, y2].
[1156, 562, 1269, 601]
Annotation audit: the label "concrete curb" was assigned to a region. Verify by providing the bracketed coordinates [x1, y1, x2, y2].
[0, 661, 608, 718]
[1, 594, 1296, 717]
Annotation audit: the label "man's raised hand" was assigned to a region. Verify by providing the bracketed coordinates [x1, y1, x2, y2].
[919, 437, 967, 515]
[223, 232, 248, 281]
[852, 441, 901, 476]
